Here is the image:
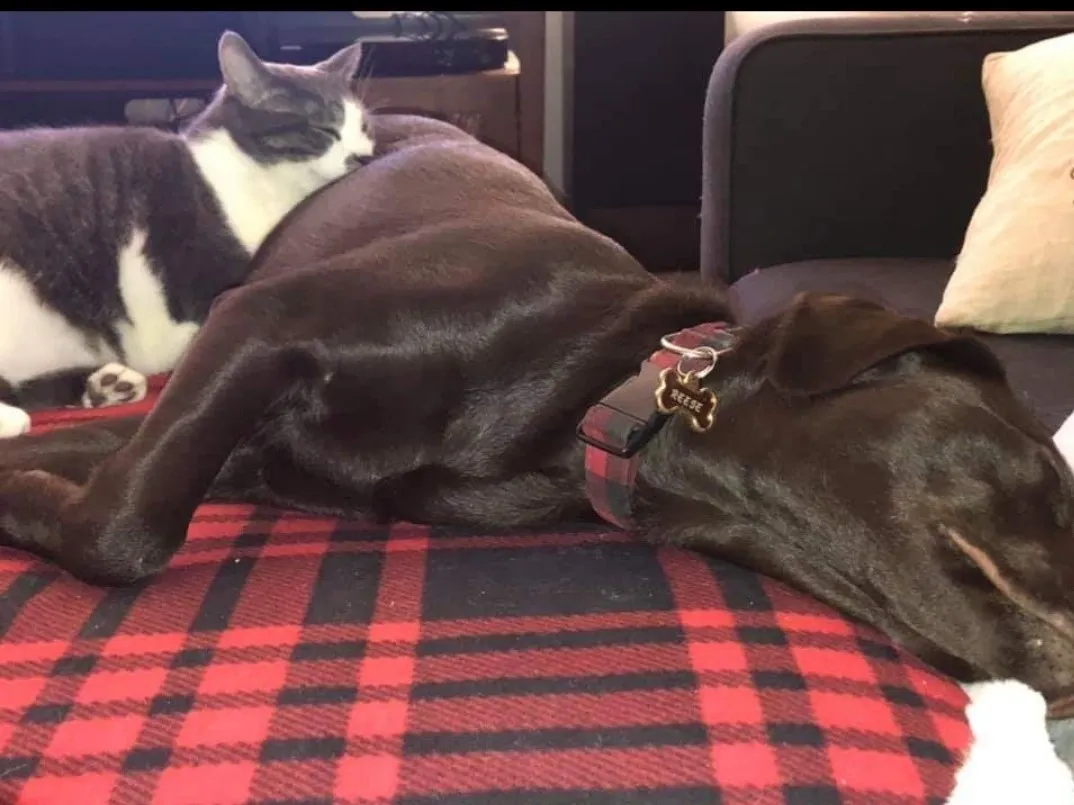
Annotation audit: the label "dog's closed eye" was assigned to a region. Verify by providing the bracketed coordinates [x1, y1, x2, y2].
[943, 526, 1074, 645]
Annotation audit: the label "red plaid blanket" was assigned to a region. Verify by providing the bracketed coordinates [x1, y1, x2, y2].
[0, 385, 971, 804]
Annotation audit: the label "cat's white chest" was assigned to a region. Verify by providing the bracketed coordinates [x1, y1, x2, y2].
[113, 228, 201, 375]
[189, 131, 333, 254]
[186, 100, 372, 254]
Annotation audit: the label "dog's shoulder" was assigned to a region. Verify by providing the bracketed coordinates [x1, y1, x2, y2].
[371, 113, 477, 151]
[252, 114, 579, 278]
[372, 115, 555, 203]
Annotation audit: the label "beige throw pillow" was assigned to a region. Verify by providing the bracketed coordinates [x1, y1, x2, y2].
[935, 32, 1074, 334]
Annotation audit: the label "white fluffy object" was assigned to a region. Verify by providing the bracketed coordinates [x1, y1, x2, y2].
[946, 681, 1074, 804]
[1055, 409, 1074, 469]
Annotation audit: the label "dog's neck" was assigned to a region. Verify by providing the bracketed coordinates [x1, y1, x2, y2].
[579, 322, 737, 530]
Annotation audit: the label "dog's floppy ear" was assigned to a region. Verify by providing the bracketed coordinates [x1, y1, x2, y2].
[765, 292, 1005, 397]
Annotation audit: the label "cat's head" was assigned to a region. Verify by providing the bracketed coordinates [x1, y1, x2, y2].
[186, 31, 374, 184]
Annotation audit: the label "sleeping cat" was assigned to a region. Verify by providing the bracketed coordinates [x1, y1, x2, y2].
[0, 30, 375, 437]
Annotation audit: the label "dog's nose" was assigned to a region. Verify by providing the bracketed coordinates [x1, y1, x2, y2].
[346, 154, 373, 170]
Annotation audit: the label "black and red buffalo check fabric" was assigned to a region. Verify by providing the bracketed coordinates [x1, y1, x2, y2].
[0, 384, 971, 804]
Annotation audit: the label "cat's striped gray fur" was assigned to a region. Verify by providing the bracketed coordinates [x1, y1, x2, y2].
[0, 30, 374, 437]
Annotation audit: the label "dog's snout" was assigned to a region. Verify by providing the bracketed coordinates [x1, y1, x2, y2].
[346, 154, 373, 170]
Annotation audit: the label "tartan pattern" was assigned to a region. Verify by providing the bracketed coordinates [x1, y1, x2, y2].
[580, 405, 639, 529]
[0, 387, 972, 804]
[581, 323, 736, 529]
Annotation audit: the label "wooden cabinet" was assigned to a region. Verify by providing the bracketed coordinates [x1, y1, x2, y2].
[0, 12, 547, 171]
[366, 12, 546, 171]
[360, 66, 521, 161]
[0, 65, 523, 159]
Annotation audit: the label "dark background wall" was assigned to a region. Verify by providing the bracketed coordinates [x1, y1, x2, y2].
[567, 12, 726, 272]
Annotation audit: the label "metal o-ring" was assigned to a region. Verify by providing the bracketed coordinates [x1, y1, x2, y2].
[675, 345, 720, 380]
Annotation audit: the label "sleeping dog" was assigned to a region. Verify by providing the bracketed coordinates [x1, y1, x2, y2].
[2, 115, 1074, 721]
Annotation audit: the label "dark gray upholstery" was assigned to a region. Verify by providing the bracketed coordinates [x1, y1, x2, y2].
[702, 12, 1074, 285]
[703, 13, 1074, 431]
[731, 258, 1074, 431]
[730, 258, 952, 323]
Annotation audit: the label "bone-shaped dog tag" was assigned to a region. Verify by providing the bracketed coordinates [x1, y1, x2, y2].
[654, 368, 718, 433]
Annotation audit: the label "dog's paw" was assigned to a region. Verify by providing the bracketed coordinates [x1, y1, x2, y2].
[81, 363, 148, 409]
[0, 403, 31, 438]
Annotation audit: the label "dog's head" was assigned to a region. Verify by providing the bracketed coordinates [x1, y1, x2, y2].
[643, 293, 1074, 714]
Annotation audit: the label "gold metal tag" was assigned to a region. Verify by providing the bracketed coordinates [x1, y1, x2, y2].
[654, 367, 718, 433]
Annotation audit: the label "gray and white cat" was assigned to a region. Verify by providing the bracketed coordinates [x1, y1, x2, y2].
[0, 30, 375, 437]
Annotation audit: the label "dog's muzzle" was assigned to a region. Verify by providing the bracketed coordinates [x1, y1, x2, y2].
[1047, 689, 1074, 720]
[576, 323, 737, 529]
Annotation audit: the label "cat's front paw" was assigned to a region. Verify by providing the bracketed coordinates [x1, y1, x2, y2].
[0, 403, 31, 438]
[82, 363, 148, 409]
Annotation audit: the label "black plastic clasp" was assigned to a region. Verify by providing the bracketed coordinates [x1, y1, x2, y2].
[576, 362, 671, 459]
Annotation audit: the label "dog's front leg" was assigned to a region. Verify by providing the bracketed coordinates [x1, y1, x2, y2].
[0, 292, 308, 586]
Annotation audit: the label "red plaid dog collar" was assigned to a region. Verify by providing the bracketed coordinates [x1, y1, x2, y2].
[577, 323, 736, 529]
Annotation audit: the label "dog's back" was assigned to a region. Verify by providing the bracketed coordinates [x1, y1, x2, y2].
[252, 115, 618, 285]
[204, 115, 733, 527]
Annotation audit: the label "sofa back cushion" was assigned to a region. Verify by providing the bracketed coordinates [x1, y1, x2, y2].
[702, 13, 1074, 284]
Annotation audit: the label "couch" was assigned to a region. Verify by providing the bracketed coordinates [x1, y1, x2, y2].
[10, 14, 1074, 803]
[703, 10, 1074, 432]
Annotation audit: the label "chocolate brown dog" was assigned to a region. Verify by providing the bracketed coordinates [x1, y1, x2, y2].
[2, 115, 1074, 718]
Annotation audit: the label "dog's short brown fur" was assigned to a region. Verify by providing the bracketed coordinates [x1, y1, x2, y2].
[3, 115, 1074, 715]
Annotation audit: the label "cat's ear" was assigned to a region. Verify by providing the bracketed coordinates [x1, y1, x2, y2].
[315, 42, 363, 79]
[218, 31, 275, 107]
